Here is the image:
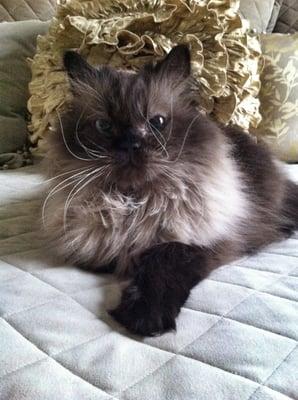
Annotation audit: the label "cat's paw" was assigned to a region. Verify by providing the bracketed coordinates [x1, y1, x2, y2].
[109, 285, 176, 336]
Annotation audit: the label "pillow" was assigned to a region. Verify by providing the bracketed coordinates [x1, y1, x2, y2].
[27, 0, 263, 146]
[239, 0, 283, 33]
[0, 20, 49, 169]
[253, 33, 298, 162]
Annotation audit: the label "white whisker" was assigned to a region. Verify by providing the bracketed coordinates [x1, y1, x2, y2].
[85, 137, 109, 155]
[74, 108, 97, 159]
[138, 108, 169, 158]
[42, 167, 94, 225]
[166, 95, 174, 143]
[74, 108, 109, 160]
[63, 166, 108, 231]
[149, 125, 169, 158]
[36, 167, 92, 185]
[173, 115, 200, 162]
[56, 110, 93, 162]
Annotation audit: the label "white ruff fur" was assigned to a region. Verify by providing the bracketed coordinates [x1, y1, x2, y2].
[44, 141, 249, 274]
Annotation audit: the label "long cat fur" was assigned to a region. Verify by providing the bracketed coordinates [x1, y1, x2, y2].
[42, 45, 298, 335]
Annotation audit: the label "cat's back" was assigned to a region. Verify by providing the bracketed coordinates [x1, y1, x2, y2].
[224, 125, 286, 204]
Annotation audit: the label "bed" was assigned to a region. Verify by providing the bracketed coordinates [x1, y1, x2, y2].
[0, 160, 297, 400]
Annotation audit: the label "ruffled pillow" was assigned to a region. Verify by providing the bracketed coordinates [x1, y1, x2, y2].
[28, 0, 263, 145]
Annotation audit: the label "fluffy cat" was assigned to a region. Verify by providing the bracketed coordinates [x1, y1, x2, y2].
[42, 45, 298, 336]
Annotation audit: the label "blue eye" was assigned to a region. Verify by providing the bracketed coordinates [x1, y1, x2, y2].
[95, 119, 112, 134]
[149, 115, 166, 131]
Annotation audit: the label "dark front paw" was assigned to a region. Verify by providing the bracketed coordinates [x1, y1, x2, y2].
[109, 285, 177, 336]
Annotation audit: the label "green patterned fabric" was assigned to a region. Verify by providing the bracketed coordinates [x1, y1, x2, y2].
[0, 20, 48, 169]
[253, 33, 298, 162]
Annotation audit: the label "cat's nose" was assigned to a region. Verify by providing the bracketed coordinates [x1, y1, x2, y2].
[117, 133, 141, 152]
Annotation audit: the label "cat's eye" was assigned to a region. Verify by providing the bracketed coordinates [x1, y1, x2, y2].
[95, 119, 112, 135]
[149, 115, 166, 131]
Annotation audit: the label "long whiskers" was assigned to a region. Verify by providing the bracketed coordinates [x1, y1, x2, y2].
[57, 110, 93, 162]
[42, 166, 94, 225]
[36, 167, 93, 186]
[173, 114, 200, 162]
[62, 166, 109, 231]
[73, 79, 104, 105]
[165, 94, 174, 143]
[138, 107, 169, 159]
[74, 109, 109, 160]
[85, 137, 109, 156]
[75, 109, 96, 159]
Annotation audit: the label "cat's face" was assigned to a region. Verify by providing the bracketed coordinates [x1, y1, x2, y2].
[55, 45, 208, 190]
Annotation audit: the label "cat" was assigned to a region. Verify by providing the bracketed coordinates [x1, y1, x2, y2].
[42, 45, 298, 336]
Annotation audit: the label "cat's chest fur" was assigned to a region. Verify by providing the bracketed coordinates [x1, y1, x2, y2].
[59, 153, 248, 273]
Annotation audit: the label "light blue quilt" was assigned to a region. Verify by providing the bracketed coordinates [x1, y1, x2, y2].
[0, 163, 297, 400]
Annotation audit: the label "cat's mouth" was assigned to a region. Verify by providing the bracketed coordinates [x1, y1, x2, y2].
[110, 151, 151, 189]
[115, 149, 142, 168]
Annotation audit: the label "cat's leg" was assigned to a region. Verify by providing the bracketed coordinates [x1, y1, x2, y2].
[74, 259, 117, 273]
[109, 241, 234, 336]
[280, 181, 298, 235]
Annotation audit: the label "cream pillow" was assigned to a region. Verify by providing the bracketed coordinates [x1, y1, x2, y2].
[0, 20, 49, 169]
[253, 33, 298, 162]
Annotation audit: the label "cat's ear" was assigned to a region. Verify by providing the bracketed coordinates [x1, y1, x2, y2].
[63, 51, 97, 83]
[155, 45, 191, 80]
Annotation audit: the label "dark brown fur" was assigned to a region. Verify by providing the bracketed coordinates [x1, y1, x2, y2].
[42, 46, 298, 336]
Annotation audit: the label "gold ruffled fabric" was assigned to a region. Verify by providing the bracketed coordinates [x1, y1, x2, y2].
[28, 0, 263, 144]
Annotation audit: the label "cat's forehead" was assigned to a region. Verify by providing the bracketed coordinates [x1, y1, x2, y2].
[114, 69, 172, 118]
[66, 45, 191, 122]
[80, 66, 176, 122]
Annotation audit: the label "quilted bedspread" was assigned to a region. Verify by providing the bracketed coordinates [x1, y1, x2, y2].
[0, 0, 55, 22]
[274, 0, 298, 33]
[0, 162, 297, 400]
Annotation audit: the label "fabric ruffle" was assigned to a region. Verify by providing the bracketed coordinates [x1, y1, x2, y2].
[28, 0, 263, 144]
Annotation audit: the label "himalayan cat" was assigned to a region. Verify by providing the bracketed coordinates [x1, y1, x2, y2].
[42, 45, 298, 336]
